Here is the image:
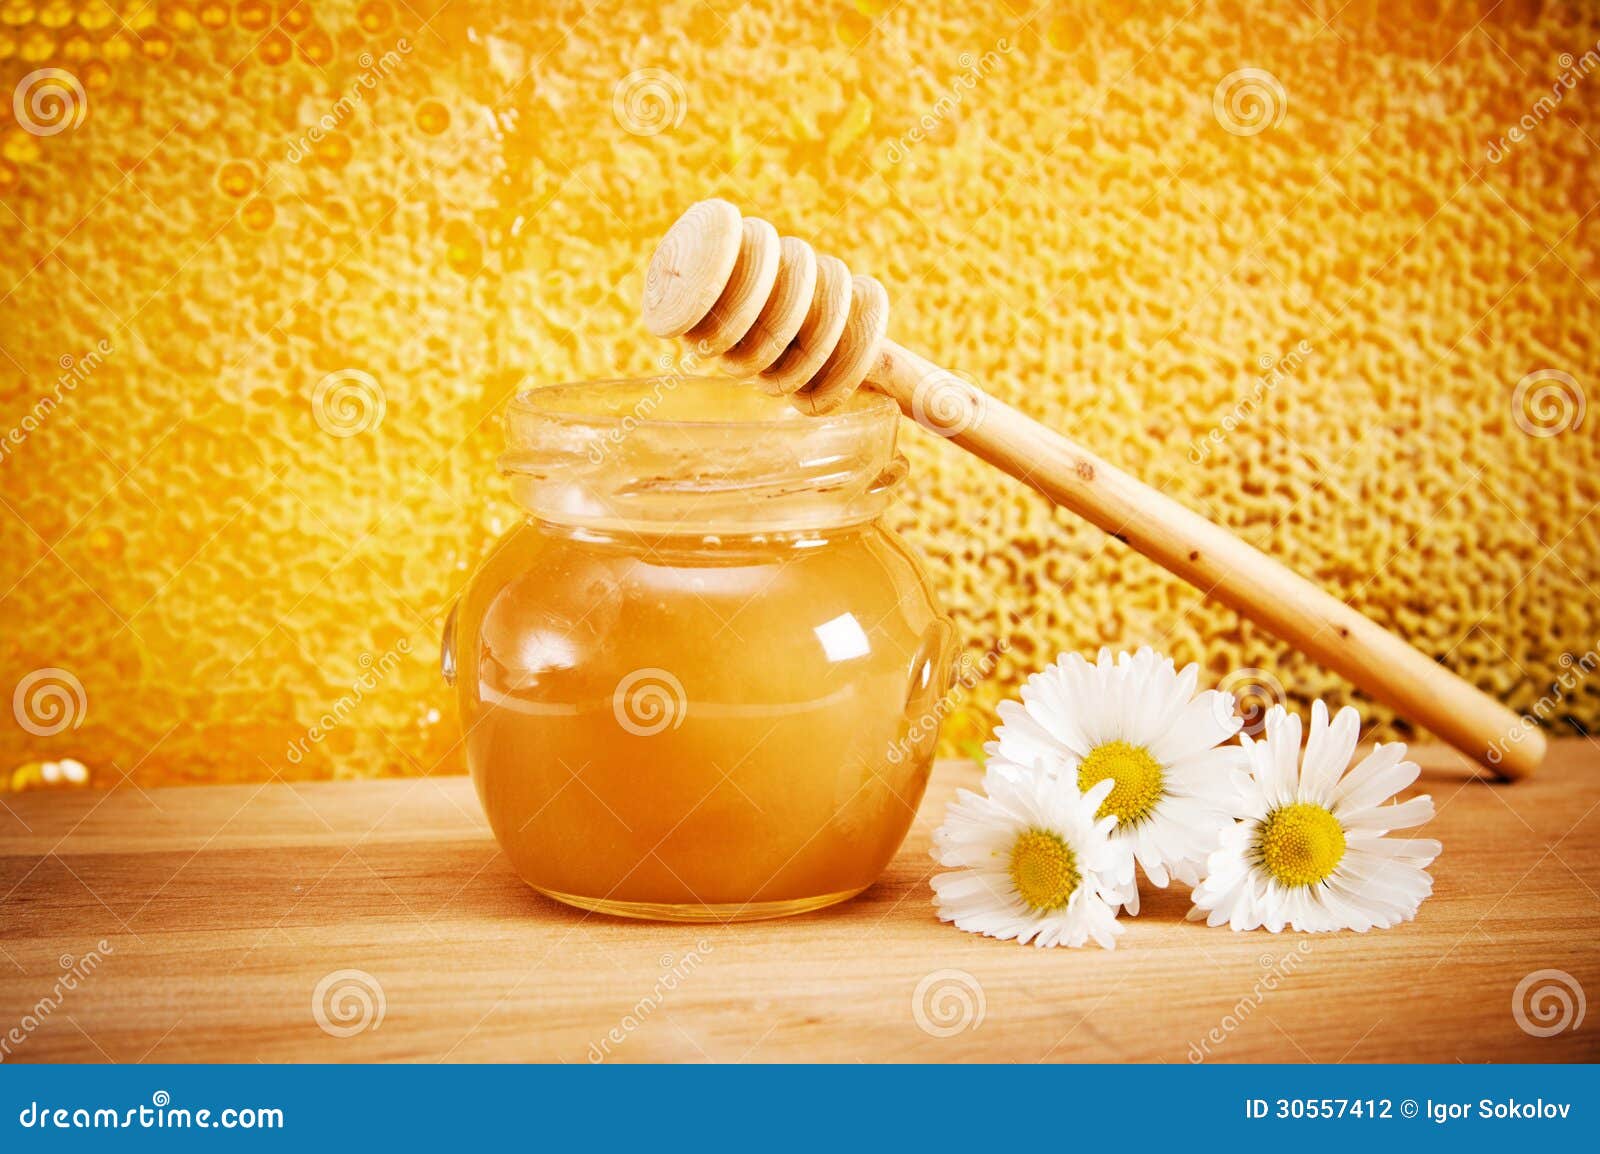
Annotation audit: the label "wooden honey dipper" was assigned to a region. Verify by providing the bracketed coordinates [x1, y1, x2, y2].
[642, 199, 1546, 780]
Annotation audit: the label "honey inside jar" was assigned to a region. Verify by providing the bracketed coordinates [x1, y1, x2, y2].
[450, 378, 955, 921]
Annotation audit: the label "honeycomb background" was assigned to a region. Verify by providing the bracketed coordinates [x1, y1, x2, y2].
[0, 0, 1596, 789]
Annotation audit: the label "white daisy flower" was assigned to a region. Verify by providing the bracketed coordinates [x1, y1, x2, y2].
[985, 646, 1247, 912]
[1189, 701, 1442, 933]
[930, 760, 1125, 948]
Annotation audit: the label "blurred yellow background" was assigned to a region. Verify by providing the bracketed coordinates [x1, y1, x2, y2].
[1, 0, 1596, 789]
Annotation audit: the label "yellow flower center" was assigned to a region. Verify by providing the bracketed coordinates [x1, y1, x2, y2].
[1077, 740, 1166, 826]
[1258, 803, 1347, 887]
[1009, 829, 1081, 912]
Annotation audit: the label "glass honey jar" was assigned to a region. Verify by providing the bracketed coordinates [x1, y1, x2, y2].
[445, 376, 956, 921]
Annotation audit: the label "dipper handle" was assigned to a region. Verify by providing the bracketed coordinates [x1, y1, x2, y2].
[871, 340, 1543, 780]
[643, 199, 1544, 779]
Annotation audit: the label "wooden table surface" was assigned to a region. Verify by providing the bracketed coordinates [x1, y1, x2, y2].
[2, 742, 1596, 1064]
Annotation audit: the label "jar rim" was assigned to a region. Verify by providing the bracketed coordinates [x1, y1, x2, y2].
[506, 375, 899, 430]
[498, 375, 906, 534]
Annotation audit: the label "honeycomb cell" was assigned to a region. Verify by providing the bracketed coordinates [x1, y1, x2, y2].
[17, 25, 49, 59]
[414, 98, 449, 135]
[258, 28, 290, 65]
[156, 0, 193, 30]
[2, 126, 41, 164]
[296, 26, 331, 65]
[442, 218, 482, 275]
[140, 26, 172, 59]
[215, 158, 254, 197]
[119, 0, 155, 31]
[355, 0, 388, 33]
[234, 0, 269, 32]
[240, 194, 274, 230]
[75, 2, 115, 32]
[38, 0, 72, 29]
[314, 129, 352, 167]
[279, 1, 309, 33]
[0, 1, 34, 28]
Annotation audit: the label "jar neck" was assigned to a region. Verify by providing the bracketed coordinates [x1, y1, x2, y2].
[528, 518, 876, 557]
[499, 376, 907, 535]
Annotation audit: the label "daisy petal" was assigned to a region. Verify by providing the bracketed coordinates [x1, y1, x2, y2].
[1190, 701, 1441, 934]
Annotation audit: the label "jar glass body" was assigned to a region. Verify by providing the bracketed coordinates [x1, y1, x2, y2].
[450, 378, 954, 921]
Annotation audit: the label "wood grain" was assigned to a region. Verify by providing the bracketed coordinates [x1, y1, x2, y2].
[1, 743, 1595, 1064]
